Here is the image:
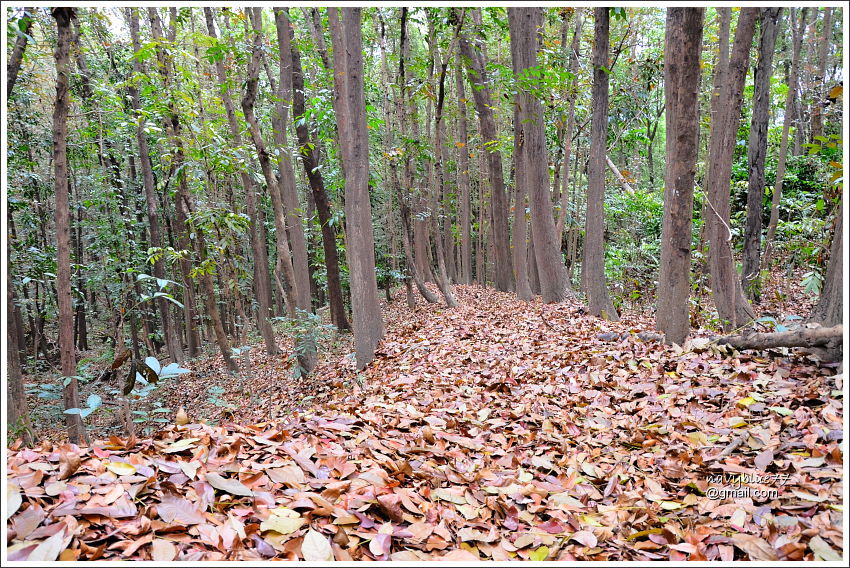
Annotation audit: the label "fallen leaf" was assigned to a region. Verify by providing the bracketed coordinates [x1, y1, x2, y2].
[731, 534, 778, 561]
[301, 529, 333, 561]
[150, 539, 177, 561]
[204, 472, 254, 497]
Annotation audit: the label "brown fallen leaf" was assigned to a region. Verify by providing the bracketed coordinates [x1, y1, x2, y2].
[731, 534, 778, 561]
[150, 539, 178, 561]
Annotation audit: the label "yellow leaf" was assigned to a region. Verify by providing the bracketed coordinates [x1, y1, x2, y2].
[261, 507, 305, 535]
[163, 438, 200, 453]
[106, 462, 137, 476]
[737, 397, 756, 407]
[828, 84, 843, 99]
[659, 501, 683, 510]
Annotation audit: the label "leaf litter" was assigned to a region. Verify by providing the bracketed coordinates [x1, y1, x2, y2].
[6, 284, 843, 561]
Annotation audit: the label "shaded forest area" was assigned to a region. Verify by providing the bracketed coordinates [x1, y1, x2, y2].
[4, 6, 846, 562]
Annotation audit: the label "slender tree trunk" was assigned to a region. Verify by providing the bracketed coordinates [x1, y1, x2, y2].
[241, 8, 298, 327]
[511, 107, 533, 301]
[555, 8, 584, 239]
[455, 51, 472, 285]
[705, 8, 758, 331]
[52, 7, 86, 444]
[741, 8, 781, 302]
[272, 9, 312, 316]
[509, 7, 572, 303]
[273, 8, 318, 374]
[697, 8, 731, 261]
[125, 9, 183, 364]
[810, 8, 833, 143]
[808, 202, 842, 327]
[764, 8, 808, 265]
[329, 7, 384, 368]
[203, 8, 279, 356]
[288, 12, 352, 330]
[656, 8, 705, 346]
[584, 8, 619, 321]
[7, 277, 34, 445]
[458, 8, 513, 292]
[392, 8, 439, 304]
[7, 7, 34, 97]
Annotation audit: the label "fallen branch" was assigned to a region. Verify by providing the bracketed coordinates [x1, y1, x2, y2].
[717, 325, 843, 361]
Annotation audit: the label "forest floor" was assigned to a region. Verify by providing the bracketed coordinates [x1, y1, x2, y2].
[8, 266, 844, 561]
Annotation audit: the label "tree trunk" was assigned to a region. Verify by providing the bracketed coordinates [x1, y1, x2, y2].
[810, 8, 832, 143]
[7, 277, 34, 445]
[656, 8, 705, 346]
[509, 8, 571, 303]
[555, 8, 584, 239]
[809, 202, 842, 327]
[455, 51, 472, 285]
[7, 7, 34, 97]
[741, 8, 781, 302]
[705, 7, 758, 331]
[584, 8, 619, 321]
[288, 12, 352, 332]
[510, 106, 533, 301]
[241, 8, 298, 328]
[458, 8, 513, 292]
[52, 7, 87, 445]
[125, 9, 184, 363]
[763, 8, 808, 265]
[329, 7, 384, 369]
[204, 8, 279, 356]
[394, 8, 439, 304]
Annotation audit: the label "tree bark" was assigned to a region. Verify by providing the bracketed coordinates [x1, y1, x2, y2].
[555, 9, 584, 239]
[718, 325, 842, 362]
[705, 7, 758, 331]
[455, 49, 472, 285]
[584, 8, 619, 321]
[763, 8, 808, 265]
[459, 8, 513, 292]
[510, 103, 533, 301]
[509, 8, 571, 303]
[146, 8, 202, 358]
[7, 277, 34, 445]
[810, 8, 833, 143]
[204, 8, 279, 356]
[7, 7, 34, 97]
[287, 10, 352, 331]
[741, 8, 781, 302]
[656, 8, 705, 346]
[52, 7, 87, 444]
[328, 7, 384, 369]
[809, 202, 842, 327]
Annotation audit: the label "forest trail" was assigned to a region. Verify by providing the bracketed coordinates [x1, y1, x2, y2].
[7, 284, 843, 561]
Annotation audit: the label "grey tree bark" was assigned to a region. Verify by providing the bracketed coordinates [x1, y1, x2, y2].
[459, 8, 513, 292]
[328, 7, 384, 369]
[508, 7, 571, 303]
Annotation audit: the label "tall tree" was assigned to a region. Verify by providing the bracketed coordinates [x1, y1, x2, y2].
[763, 9, 808, 268]
[455, 49, 472, 285]
[458, 8, 513, 292]
[741, 8, 781, 302]
[287, 10, 352, 330]
[51, 7, 86, 444]
[656, 8, 705, 346]
[509, 7, 571, 303]
[203, 8, 278, 356]
[328, 7, 384, 368]
[705, 7, 758, 330]
[7, 7, 34, 97]
[809, 201, 843, 327]
[584, 8, 619, 321]
[810, 8, 833, 143]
